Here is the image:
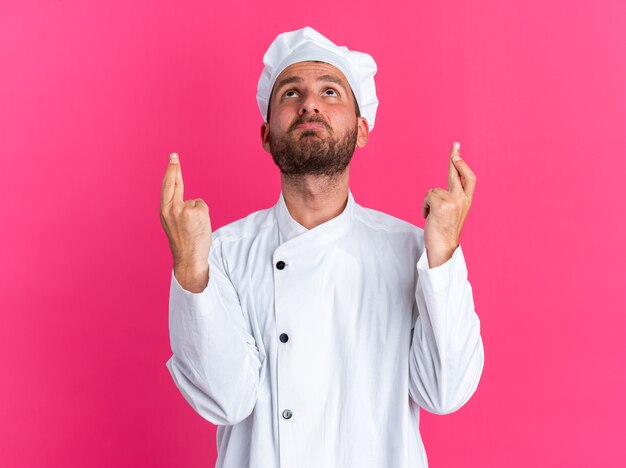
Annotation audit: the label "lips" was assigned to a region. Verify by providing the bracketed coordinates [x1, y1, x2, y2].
[294, 122, 326, 130]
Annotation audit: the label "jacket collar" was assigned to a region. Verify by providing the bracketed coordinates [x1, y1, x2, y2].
[274, 188, 355, 251]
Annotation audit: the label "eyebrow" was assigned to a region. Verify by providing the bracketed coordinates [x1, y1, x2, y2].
[274, 74, 349, 96]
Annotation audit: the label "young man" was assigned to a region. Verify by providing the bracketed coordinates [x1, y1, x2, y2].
[160, 26, 484, 468]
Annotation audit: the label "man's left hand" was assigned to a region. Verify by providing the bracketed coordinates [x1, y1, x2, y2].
[421, 142, 476, 268]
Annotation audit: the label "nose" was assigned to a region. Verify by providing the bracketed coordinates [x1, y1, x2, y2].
[299, 93, 320, 115]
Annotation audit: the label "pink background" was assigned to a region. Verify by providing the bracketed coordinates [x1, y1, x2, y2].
[1, 0, 625, 466]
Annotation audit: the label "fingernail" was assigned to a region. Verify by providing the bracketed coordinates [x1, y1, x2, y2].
[453, 142, 461, 160]
[169, 152, 179, 163]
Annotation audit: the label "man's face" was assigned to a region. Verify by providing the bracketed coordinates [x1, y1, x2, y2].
[260, 61, 369, 177]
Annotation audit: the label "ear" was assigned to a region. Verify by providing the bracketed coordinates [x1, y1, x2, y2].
[355, 116, 369, 148]
[260, 122, 271, 153]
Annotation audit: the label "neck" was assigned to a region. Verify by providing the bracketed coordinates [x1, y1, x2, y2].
[280, 167, 350, 230]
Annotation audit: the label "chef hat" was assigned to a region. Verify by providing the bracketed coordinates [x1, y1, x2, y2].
[256, 26, 379, 132]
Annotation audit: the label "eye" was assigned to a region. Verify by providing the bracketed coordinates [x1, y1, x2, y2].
[284, 89, 299, 98]
[323, 88, 338, 96]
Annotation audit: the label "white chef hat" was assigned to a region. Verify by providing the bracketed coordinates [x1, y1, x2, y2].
[256, 26, 379, 132]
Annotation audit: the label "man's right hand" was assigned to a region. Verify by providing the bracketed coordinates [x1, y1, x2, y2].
[160, 152, 212, 293]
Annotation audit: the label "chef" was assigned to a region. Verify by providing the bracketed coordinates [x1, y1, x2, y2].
[160, 26, 484, 468]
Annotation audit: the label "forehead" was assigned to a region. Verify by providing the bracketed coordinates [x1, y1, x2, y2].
[276, 61, 347, 80]
[272, 61, 352, 93]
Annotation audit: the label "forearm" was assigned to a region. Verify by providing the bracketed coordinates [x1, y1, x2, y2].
[409, 244, 484, 414]
[166, 241, 263, 425]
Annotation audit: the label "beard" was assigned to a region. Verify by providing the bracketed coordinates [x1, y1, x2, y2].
[269, 116, 358, 177]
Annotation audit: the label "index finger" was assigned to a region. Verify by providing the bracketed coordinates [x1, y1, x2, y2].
[450, 147, 477, 199]
[448, 142, 463, 193]
[160, 153, 184, 209]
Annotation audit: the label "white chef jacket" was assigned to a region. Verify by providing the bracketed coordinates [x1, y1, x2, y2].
[166, 189, 484, 468]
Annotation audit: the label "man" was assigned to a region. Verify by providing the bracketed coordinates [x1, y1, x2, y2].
[160, 26, 484, 468]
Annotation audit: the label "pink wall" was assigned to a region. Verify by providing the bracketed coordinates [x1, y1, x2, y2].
[1, 0, 625, 466]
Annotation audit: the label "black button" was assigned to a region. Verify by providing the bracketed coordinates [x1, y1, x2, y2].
[279, 333, 289, 343]
[282, 409, 292, 419]
[276, 261, 286, 270]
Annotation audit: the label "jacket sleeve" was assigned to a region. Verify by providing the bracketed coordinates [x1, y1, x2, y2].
[165, 237, 262, 426]
[408, 243, 484, 415]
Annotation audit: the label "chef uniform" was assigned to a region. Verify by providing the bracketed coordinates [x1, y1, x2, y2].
[165, 27, 484, 468]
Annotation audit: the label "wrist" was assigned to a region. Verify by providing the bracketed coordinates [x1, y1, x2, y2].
[174, 261, 209, 293]
[425, 243, 457, 269]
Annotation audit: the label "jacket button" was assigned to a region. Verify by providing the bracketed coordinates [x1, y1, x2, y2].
[279, 333, 289, 343]
[276, 260, 286, 270]
[282, 409, 292, 419]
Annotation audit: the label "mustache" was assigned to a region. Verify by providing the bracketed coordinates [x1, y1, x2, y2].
[289, 116, 333, 133]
